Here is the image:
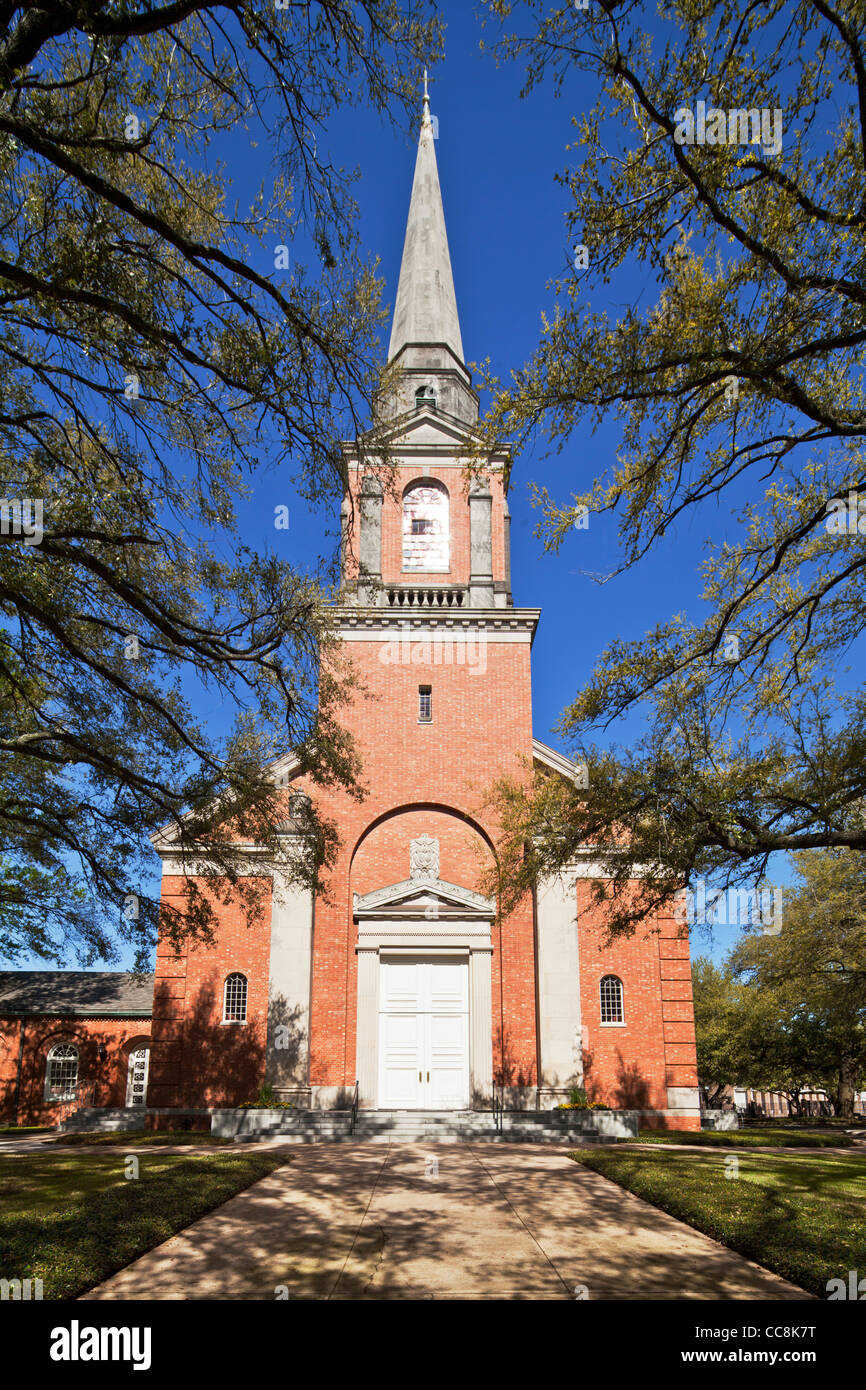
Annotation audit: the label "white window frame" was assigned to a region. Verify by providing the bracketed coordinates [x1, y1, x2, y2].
[402, 480, 450, 573]
[44, 1042, 79, 1101]
[222, 972, 248, 1024]
[599, 974, 625, 1026]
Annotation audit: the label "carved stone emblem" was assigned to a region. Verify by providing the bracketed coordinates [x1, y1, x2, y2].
[409, 834, 439, 882]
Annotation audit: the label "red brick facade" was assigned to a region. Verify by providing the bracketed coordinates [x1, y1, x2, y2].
[0, 1015, 151, 1126]
[140, 453, 699, 1128]
[578, 885, 698, 1122]
[146, 875, 272, 1110]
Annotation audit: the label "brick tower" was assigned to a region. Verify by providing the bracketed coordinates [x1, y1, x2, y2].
[306, 80, 539, 1109]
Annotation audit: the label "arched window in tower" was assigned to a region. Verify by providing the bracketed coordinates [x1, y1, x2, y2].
[402, 479, 449, 572]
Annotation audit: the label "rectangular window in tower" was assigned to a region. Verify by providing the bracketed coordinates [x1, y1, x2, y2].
[418, 685, 432, 722]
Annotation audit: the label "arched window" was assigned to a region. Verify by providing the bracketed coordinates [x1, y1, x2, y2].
[45, 1042, 79, 1100]
[415, 383, 437, 410]
[223, 972, 248, 1024]
[599, 975, 624, 1024]
[402, 480, 449, 572]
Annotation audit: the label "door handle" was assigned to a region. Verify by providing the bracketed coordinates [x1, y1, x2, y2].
[427, 1072, 430, 1083]
[419, 1071, 422, 1082]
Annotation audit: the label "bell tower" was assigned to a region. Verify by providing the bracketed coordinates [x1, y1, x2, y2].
[340, 75, 519, 617]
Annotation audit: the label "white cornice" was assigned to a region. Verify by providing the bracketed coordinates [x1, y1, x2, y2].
[154, 837, 304, 873]
[334, 607, 539, 640]
[354, 876, 495, 918]
[532, 738, 579, 779]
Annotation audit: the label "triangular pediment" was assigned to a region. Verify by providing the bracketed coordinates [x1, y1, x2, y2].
[356, 407, 478, 452]
[353, 876, 495, 920]
[391, 410, 473, 446]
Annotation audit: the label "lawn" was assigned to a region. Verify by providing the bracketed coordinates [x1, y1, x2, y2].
[572, 1147, 866, 1298]
[745, 1116, 862, 1129]
[57, 1129, 231, 1147]
[0, 1126, 52, 1135]
[0, 1148, 289, 1298]
[630, 1126, 852, 1148]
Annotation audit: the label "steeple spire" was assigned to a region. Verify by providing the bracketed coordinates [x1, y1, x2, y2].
[387, 73, 464, 365]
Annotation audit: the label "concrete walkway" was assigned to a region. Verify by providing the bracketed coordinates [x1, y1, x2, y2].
[0, 1131, 65, 1154]
[81, 1143, 813, 1301]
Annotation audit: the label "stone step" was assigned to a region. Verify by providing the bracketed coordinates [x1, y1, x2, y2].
[59, 1107, 146, 1134]
[210, 1106, 626, 1144]
[227, 1107, 614, 1145]
[57, 1106, 619, 1145]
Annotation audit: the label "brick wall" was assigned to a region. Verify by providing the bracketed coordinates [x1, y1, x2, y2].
[342, 465, 508, 590]
[306, 627, 536, 1087]
[0, 1015, 152, 1126]
[146, 874, 272, 1108]
[577, 881, 699, 1130]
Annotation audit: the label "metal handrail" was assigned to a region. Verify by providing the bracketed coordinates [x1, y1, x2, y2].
[55, 1081, 95, 1129]
[350, 1079, 359, 1136]
[492, 1082, 504, 1132]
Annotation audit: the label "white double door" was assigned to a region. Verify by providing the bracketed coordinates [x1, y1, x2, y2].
[378, 956, 469, 1110]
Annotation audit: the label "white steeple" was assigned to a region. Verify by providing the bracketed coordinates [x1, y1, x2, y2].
[387, 72, 464, 365]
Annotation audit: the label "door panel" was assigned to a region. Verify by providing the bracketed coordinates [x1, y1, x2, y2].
[429, 1012, 470, 1108]
[379, 1011, 424, 1108]
[428, 961, 469, 1012]
[381, 961, 423, 1013]
[378, 957, 469, 1109]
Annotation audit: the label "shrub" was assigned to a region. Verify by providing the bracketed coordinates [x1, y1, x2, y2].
[238, 1083, 294, 1110]
[556, 1087, 609, 1111]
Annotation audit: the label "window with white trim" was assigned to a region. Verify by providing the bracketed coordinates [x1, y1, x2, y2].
[600, 974, 624, 1024]
[402, 480, 449, 571]
[45, 1042, 79, 1100]
[223, 972, 248, 1023]
[418, 685, 432, 722]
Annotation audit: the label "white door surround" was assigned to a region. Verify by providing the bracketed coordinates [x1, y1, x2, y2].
[126, 1045, 150, 1106]
[354, 871, 495, 1110]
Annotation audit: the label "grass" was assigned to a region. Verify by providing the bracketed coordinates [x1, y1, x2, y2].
[0, 1148, 289, 1298]
[630, 1126, 853, 1148]
[745, 1115, 863, 1129]
[572, 1147, 866, 1298]
[0, 1126, 52, 1135]
[56, 1129, 231, 1147]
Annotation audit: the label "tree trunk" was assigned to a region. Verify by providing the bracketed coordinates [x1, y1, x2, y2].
[834, 1057, 857, 1119]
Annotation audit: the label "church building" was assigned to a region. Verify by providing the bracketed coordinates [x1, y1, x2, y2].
[0, 91, 700, 1132]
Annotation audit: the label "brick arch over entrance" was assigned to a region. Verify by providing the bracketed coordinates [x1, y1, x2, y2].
[350, 803, 495, 899]
[349, 804, 498, 1112]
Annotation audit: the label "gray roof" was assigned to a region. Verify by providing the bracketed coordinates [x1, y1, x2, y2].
[0, 971, 154, 1017]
